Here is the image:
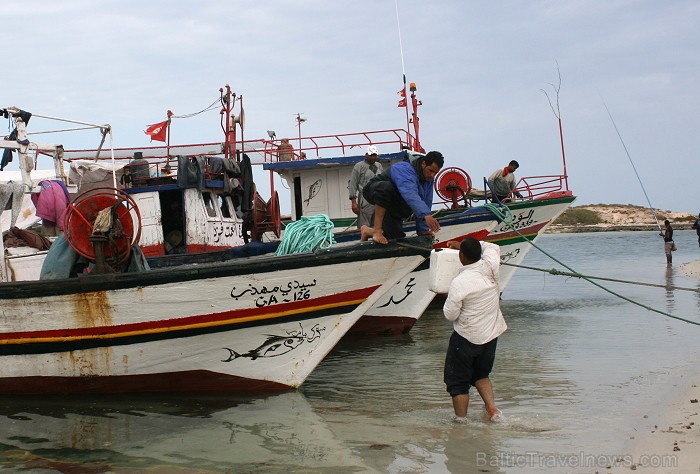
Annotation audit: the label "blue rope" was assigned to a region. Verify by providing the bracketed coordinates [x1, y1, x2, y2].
[275, 215, 336, 256]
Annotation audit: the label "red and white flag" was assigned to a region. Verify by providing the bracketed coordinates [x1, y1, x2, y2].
[145, 120, 169, 142]
[397, 88, 407, 107]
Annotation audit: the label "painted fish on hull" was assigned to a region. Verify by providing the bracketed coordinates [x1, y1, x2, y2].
[222, 323, 325, 361]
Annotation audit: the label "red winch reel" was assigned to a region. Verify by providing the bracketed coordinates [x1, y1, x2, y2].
[250, 191, 282, 241]
[434, 167, 472, 209]
[63, 187, 142, 267]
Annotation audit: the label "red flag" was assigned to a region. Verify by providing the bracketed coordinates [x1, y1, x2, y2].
[397, 98, 407, 108]
[397, 88, 406, 97]
[145, 120, 169, 142]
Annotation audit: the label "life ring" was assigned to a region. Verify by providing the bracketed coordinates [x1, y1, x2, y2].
[63, 187, 142, 266]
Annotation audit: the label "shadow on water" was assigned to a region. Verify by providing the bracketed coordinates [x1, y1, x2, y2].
[665, 265, 676, 313]
[0, 392, 369, 473]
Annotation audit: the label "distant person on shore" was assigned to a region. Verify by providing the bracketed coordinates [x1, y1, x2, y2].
[487, 160, 523, 203]
[443, 237, 506, 422]
[692, 213, 700, 247]
[360, 151, 444, 244]
[660, 219, 674, 265]
[348, 145, 383, 229]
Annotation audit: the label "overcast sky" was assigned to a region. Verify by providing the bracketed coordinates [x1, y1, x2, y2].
[3, 0, 698, 213]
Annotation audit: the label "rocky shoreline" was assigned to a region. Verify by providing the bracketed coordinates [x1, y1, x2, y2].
[548, 223, 695, 234]
[547, 204, 697, 234]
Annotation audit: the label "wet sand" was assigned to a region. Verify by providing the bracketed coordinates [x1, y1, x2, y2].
[609, 259, 700, 473]
[680, 259, 700, 280]
[608, 375, 700, 473]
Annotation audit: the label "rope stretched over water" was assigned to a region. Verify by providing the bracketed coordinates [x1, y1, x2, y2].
[502, 262, 700, 293]
[484, 203, 700, 327]
[275, 215, 336, 256]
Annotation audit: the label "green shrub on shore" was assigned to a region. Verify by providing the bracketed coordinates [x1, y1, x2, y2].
[553, 208, 602, 225]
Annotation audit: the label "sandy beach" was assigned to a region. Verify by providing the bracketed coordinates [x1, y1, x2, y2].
[608, 259, 700, 473]
[607, 376, 700, 473]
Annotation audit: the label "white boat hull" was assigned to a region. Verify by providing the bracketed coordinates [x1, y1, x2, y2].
[355, 194, 575, 334]
[0, 244, 428, 394]
[484, 194, 575, 290]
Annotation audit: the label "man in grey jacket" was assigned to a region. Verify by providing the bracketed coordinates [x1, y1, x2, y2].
[348, 145, 383, 229]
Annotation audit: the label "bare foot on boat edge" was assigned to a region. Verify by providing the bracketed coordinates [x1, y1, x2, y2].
[373, 231, 388, 245]
[360, 225, 373, 242]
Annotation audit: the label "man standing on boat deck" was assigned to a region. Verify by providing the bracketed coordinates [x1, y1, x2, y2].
[277, 139, 293, 162]
[443, 237, 505, 422]
[487, 160, 523, 203]
[348, 145, 384, 229]
[360, 151, 443, 245]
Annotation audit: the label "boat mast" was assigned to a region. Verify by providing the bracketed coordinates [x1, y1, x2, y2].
[409, 82, 424, 153]
[541, 64, 569, 191]
[221, 85, 236, 161]
[1, 107, 111, 191]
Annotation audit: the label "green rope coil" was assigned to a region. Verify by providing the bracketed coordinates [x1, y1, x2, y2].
[483, 202, 514, 225]
[275, 214, 336, 256]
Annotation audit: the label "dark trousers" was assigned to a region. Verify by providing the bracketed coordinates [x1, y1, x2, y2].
[362, 180, 410, 239]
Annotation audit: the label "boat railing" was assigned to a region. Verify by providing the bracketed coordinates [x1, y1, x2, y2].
[56, 128, 416, 189]
[514, 174, 569, 200]
[244, 129, 413, 163]
[450, 173, 570, 209]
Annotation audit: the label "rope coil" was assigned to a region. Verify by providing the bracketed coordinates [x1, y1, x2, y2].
[275, 215, 336, 256]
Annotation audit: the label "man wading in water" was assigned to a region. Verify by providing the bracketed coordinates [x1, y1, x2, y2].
[443, 237, 506, 422]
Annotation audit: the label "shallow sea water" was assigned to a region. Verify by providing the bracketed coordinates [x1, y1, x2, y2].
[1, 230, 699, 473]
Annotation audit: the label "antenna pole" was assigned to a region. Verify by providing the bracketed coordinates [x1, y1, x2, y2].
[395, 0, 411, 149]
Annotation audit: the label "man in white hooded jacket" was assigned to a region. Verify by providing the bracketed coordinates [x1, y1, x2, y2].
[443, 237, 506, 421]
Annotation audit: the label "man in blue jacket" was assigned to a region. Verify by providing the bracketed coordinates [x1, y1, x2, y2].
[360, 151, 444, 244]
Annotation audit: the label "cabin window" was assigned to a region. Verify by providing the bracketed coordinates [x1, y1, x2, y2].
[203, 192, 218, 217]
[219, 195, 232, 218]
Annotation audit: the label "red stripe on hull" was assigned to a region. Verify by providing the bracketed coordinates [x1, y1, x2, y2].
[348, 315, 417, 336]
[433, 229, 491, 248]
[2, 286, 379, 341]
[485, 221, 548, 242]
[0, 370, 291, 395]
[140, 243, 234, 257]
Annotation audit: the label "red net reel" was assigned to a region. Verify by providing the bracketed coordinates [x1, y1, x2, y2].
[434, 167, 472, 208]
[251, 191, 282, 241]
[63, 187, 142, 266]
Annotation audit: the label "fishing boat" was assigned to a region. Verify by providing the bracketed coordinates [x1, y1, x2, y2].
[262, 83, 576, 333]
[0, 86, 503, 338]
[0, 232, 430, 394]
[0, 103, 433, 394]
[1, 80, 575, 339]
